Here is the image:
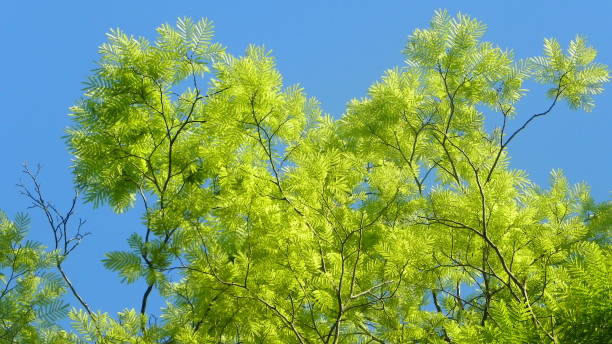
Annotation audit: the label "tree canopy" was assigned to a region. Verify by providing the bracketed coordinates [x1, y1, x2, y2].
[1, 11, 610, 344]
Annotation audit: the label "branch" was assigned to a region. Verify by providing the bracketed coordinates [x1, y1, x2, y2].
[485, 76, 567, 184]
[18, 164, 94, 317]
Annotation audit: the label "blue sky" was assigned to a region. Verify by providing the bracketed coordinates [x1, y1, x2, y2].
[1, 0, 610, 322]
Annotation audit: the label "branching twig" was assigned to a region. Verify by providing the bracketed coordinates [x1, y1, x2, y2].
[18, 164, 94, 317]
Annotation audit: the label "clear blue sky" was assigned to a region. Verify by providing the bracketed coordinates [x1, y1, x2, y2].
[1, 0, 610, 322]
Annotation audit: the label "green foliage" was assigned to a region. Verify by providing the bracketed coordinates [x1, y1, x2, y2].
[550, 242, 611, 343]
[102, 251, 143, 284]
[533, 36, 608, 111]
[5, 11, 610, 343]
[0, 212, 80, 343]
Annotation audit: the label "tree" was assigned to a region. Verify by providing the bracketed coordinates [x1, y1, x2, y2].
[1, 11, 610, 343]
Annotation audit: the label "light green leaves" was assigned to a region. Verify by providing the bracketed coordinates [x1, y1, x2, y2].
[36, 299, 70, 325]
[69, 18, 227, 213]
[102, 251, 143, 284]
[547, 241, 611, 343]
[531, 36, 609, 111]
[176, 17, 216, 56]
[0, 212, 73, 343]
[405, 10, 486, 68]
